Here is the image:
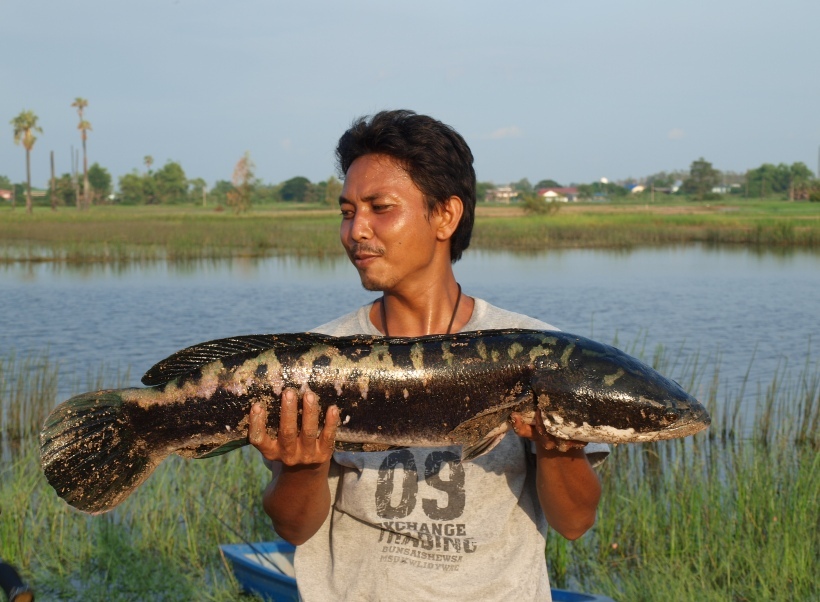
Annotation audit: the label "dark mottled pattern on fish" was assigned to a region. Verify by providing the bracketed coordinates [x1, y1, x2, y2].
[40, 329, 710, 514]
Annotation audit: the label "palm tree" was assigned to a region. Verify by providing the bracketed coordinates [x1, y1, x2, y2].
[10, 110, 43, 214]
[71, 97, 92, 209]
[144, 155, 154, 174]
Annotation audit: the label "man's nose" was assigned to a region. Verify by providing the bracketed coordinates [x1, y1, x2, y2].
[349, 212, 372, 241]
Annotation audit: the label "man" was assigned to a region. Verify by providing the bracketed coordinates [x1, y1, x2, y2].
[249, 110, 607, 600]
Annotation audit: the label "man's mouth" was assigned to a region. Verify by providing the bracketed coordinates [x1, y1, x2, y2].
[349, 245, 384, 267]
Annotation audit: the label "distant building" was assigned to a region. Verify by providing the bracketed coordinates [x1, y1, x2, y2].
[485, 186, 519, 203]
[0, 189, 12, 201]
[711, 185, 741, 195]
[536, 187, 579, 202]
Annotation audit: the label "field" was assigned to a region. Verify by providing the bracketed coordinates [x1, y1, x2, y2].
[1, 198, 819, 262]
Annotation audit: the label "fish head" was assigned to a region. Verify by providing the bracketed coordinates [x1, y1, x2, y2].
[531, 336, 710, 443]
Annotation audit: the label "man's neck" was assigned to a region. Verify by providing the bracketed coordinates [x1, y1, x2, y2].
[370, 275, 474, 337]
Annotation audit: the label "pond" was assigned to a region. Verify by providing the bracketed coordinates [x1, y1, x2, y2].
[2, 246, 819, 412]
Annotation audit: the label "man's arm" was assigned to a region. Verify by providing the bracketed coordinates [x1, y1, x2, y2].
[249, 389, 339, 545]
[510, 411, 602, 540]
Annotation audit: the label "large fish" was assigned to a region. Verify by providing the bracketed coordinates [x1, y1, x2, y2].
[40, 329, 709, 514]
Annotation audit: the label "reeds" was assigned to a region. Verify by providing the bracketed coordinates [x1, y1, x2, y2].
[545, 349, 819, 601]
[2, 201, 819, 263]
[1, 346, 817, 600]
[0, 207, 343, 262]
[0, 353, 59, 441]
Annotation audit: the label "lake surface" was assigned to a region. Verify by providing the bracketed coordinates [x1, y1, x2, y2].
[2, 246, 819, 412]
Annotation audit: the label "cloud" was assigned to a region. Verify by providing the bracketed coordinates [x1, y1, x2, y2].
[667, 128, 685, 140]
[488, 126, 522, 139]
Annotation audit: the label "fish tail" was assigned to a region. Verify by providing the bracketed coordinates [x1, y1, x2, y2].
[40, 390, 156, 514]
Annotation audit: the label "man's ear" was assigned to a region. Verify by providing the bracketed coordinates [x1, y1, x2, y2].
[434, 196, 464, 241]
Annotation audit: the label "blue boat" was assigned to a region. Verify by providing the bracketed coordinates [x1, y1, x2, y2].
[219, 541, 615, 602]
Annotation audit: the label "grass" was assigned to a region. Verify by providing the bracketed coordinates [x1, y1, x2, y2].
[1, 345, 818, 600]
[1, 198, 819, 263]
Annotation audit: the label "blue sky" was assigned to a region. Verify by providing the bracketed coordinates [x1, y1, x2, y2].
[2, 0, 818, 189]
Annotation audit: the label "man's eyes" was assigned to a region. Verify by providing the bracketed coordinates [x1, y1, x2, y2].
[339, 203, 392, 217]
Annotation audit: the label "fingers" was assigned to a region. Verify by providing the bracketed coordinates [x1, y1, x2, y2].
[249, 402, 268, 446]
[278, 389, 299, 447]
[509, 413, 536, 439]
[320, 405, 340, 451]
[250, 402, 281, 462]
[252, 388, 337, 466]
[510, 411, 587, 453]
[301, 390, 320, 440]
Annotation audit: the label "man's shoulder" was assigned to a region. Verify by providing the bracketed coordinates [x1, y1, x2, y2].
[311, 304, 377, 336]
[468, 298, 559, 332]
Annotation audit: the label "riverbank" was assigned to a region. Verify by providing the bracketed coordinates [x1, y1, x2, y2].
[1, 199, 818, 262]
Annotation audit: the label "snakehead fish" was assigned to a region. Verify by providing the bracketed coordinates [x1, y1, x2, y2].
[40, 329, 710, 514]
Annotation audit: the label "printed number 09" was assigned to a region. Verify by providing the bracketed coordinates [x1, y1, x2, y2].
[375, 450, 466, 520]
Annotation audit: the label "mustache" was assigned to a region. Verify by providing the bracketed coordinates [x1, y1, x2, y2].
[348, 243, 385, 257]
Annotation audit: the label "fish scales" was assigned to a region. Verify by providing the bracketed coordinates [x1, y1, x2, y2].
[40, 329, 710, 514]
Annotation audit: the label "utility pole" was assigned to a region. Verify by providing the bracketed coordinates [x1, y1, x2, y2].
[50, 150, 57, 211]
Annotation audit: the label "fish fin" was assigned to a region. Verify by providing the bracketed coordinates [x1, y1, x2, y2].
[447, 394, 532, 462]
[334, 441, 406, 453]
[40, 390, 159, 514]
[460, 431, 507, 462]
[141, 332, 338, 385]
[174, 438, 249, 459]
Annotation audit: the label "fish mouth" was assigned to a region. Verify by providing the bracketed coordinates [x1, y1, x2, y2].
[658, 404, 711, 439]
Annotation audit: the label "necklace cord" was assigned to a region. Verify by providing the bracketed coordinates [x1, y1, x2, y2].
[381, 283, 462, 337]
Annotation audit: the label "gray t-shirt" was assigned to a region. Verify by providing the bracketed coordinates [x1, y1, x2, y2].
[281, 298, 608, 601]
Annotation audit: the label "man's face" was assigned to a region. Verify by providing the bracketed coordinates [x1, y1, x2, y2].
[339, 154, 443, 292]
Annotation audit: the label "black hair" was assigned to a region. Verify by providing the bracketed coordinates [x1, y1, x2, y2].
[336, 110, 476, 263]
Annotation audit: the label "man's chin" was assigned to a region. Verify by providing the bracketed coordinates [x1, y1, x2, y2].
[360, 279, 384, 292]
[357, 272, 392, 292]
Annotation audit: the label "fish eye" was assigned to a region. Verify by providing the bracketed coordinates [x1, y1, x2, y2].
[664, 410, 680, 423]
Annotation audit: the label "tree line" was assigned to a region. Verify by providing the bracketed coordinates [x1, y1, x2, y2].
[7, 102, 819, 214]
[5, 102, 345, 214]
[493, 157, 819, 206]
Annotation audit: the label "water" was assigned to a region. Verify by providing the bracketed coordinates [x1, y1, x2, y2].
[2, 247, 819, 409]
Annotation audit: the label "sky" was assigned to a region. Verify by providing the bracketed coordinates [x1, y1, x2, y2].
[2, 0, 819, 189]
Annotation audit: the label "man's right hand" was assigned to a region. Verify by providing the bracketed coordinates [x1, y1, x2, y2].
[249, 388, 340, 466]
[250, 389, 340, 545]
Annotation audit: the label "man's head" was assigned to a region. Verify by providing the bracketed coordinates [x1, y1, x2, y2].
[336, 110, 476, 263]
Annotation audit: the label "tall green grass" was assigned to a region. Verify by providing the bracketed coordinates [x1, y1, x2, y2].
[0, 353, 59, 440]
[0, 209, 343, 262]
[1, 346, 817, 600]
[1, 201, 819, 262]
[472, 212, 820, 250]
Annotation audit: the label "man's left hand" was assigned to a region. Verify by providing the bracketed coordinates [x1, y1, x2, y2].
[509, 410, 587, 453]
